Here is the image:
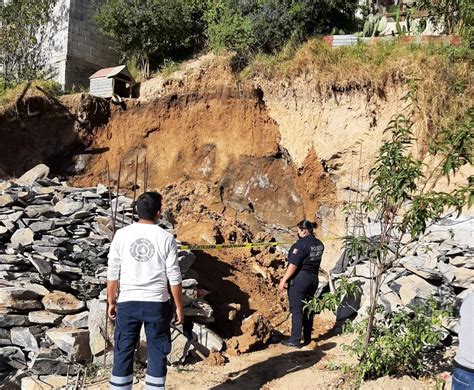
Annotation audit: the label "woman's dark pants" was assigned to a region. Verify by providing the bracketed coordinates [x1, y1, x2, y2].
[288, 272, 318, 345]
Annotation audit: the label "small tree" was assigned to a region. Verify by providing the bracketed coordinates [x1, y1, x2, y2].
[0, 0, 58, 87]
[94, 0, 207, 78]
[343, 84, 472, 357]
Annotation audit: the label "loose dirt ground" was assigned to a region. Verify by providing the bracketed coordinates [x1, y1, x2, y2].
[88, 330, 443, 389]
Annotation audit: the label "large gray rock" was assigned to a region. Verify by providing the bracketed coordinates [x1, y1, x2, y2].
[0, 346, 26, 370]
[45, 328, 92, 362]
[0, 288, 42, 311]
[0, 255, 25, 265]
[41, 291, 86, 314]
[10, 327, 39, 352]
[0, 195, 14, 207]
[26, 256, 52, 276]
[437, 261, 456, 283]
[450, 256, 474, 268]
[24, 205, 54, 218]
[20, 283, 49, 297]
[10, 228, 34, 249]
[29, 221, 55, 233]
[0, 329, 11, 346]
[29, 348, 79, 375]
[400, 255, 441, 280]
[392, 274, 437, 306]
[62, 312, 89, 329]
[451, 267, 474, 289]
[87, 299, 113, 356]
[192, 322, 224, 352]
[18, 164, 50, 184]
[53, 199, 83, 216]
[28, 311, 63, 326]
[0, 311, 30, 327]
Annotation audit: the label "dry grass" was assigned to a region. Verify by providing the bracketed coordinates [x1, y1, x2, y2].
[0, 79, 63, 111]
[244, 38, 473, 152]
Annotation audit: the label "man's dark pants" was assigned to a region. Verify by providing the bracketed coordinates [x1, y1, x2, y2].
[110, 301, 171, 390]
[288, 272, 318, 345]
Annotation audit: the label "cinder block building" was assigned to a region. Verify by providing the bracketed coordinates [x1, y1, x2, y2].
[48, 0, 119, 90]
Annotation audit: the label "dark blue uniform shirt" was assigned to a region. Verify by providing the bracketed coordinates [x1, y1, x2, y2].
[288, 234, 324, 278]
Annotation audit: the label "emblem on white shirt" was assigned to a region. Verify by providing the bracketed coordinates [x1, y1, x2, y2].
[130, 238, 156, 262]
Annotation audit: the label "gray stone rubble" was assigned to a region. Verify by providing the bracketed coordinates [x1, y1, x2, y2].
[0, 165, 223, 386]
[333, 214, 474, 341]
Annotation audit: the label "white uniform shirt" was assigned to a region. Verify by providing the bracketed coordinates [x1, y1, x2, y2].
[107, 223, 182, 303]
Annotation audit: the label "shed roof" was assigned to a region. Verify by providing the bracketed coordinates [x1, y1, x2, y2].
[89, 65, 135, 84]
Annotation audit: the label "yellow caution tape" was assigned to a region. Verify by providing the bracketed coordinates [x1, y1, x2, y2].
[178, 241, 291, 251]
[178, 237, 340, 251]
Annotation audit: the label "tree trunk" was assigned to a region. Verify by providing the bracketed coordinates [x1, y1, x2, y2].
[363, 270, 382, 349]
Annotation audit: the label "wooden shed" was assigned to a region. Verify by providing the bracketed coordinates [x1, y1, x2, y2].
[89, 65, 136, 98]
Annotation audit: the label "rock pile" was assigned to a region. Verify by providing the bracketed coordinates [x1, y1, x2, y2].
[0, 165, 222, 386]
[333, 214, 474, 336]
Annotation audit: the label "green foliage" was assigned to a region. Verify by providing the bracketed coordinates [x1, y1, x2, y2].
[205, 0, 358, 57]
[343, 299, 450, 380]
[304, 277, 362, 314]
[417, 0, 473, 37]
[369, 114, 423, 211]
[341, 76, 471, 381]
[204, 0, 255, 55]
[429, 108, 473, 180]
[94, 0, 208, 78]
[0, 0, 58, 86]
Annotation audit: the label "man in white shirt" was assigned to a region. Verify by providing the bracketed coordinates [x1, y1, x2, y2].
[107, 192, 183, 390]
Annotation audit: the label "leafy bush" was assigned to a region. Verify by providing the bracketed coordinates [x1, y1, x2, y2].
[0, 0, 58, 86]
[205, 0, 358, 56]
[343, 299, 450, 381]
[204, 0, 255, 55]
[95, 0, 208, 78]
[304, 277, 362, 314]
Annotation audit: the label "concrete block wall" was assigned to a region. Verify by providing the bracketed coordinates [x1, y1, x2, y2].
[45, 0, 119, 90]
[67, 0, 118, 78]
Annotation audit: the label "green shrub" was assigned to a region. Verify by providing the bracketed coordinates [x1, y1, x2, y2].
[304, 276, 362, 314]
[94, 0, 208, 78]
[204, 0, 255, 55]
[205, 0, 359, 57]
[343, 299, 450, 381]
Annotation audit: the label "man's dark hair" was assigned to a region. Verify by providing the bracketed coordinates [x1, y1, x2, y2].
[135, 192, 162, 220]
[297, 220, 316, 233]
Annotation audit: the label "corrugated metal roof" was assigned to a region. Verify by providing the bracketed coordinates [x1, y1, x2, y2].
[89, 65, 135, 83]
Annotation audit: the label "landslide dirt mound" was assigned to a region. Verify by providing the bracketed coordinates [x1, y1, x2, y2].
[73, 58, 337, 235]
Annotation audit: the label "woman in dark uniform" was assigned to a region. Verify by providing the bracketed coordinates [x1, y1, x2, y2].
[278, 220, 324, 348]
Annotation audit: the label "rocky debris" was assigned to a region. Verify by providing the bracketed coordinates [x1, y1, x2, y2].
[18, 164, 50, 185]
[62, 312, 89, 328]
[42, 291, 86, 314]
[45, 328, 92, 362]
[227, 313, 273, 355]
[206, 351, 226, 366]
[0, 288, 42, 311]
[28, 311, 63, 326]
[0, 165, 220, 379]
[10, 228, 34, 249]
[332, 214, 474, 338]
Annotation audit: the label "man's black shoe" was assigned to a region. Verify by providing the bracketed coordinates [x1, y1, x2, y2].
[280, 340, 301, 348]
